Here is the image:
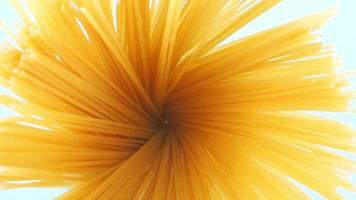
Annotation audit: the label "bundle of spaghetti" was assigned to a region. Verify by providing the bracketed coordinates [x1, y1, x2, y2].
[0, 0, 355, 199]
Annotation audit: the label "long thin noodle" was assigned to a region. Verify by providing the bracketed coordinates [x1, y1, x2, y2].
[0, 0, 355, 199]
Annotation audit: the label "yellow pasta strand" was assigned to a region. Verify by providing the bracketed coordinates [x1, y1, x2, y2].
[0, 0, 355, 199]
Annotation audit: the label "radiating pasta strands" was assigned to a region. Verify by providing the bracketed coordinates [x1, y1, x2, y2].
[0, 0, 355, 199]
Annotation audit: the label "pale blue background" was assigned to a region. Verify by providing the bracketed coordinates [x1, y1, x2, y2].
[0, 0, 355, 199]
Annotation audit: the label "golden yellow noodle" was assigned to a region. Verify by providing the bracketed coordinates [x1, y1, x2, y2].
[0, 0, 355, 199]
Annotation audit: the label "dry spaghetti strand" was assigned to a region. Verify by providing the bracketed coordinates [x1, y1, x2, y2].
[0, 0, 355, 199]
